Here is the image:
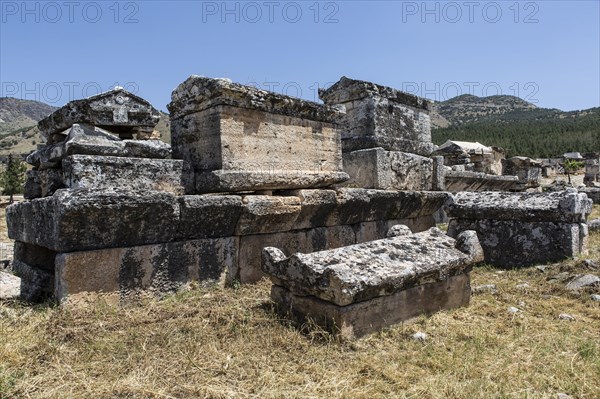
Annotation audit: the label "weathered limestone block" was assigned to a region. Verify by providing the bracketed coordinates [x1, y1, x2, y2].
[62, 155, 185, 194]
[432, 156, 446, 191]
[447, 219, 588, 267]
[235, 195, 301, 235]
[55, 237, 238, 304]
[282, 189, 338, 230]
[7, 189, 180, 252]
[342, 148, 436, 190]
[502, 156, 542, 190]
[446, 190, 592, 267]
[38, 88, 160, 142]
[177, 195, 243, 239]
[13, 241, 57, 272]
[444, 170, 519, 193]
[237, 225, 356, 283]
[27, 124, 171, 171]
[447, 190, 592, 223]
[326, 189, 451, 227]
[319, 77, 434, 156]
[263, 228, 482, 338]
[352, 217, 434, 243]
[236, 214, 438, 284]
[24, 169, 64, 199]
[0, 271, 20, 300]
[168, 76, 349, 193]
[584, 160, 599, 187]
[12, 242, 57, 301]
[12, 256, 55, 302]
[579, 187, 600, 204]
[271, 275, 470, 339]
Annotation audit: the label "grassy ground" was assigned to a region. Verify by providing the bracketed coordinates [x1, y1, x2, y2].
[0, 210, 599, 398]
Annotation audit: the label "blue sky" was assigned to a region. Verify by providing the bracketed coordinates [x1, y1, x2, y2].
[1, 0, 599, 112]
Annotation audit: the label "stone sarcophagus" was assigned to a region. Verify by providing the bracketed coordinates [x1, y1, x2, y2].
[168, 76, 349, 193]
[319, 76, 434, 156]
[38, 88, 161, 143]
[447, 190, 592, 267]
[262, 226, 483, 338]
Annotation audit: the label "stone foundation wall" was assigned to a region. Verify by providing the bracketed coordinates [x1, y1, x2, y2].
[9, 188, 449, 303]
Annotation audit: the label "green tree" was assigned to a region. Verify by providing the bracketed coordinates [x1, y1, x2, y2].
[562, 159, 584, 185]
[1, 154, 27, 203]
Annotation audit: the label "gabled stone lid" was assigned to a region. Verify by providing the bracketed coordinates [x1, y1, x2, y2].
[319, 76, 431, 110]
[446, 190, 592, 223]
[38, 88, 160, 139]
[168, 75, 345, 122]
[262, 227, 482, 306]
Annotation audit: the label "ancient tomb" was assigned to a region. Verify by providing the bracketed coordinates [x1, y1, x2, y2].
[319, 76, 434, 156]
[8, 77, 450, 303]
[447, 190, 592, 267]
[262, 226, 484, 338]
[317, 77, 444, 192]
[168, 76, 349, 193]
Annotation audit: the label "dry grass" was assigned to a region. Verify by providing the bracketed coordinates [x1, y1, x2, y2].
[0, 210, 599, 398]
[589, 205, 600, 220]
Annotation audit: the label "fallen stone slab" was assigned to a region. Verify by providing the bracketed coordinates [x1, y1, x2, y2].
[565, 274, 600, 291]
[37, 88, 160, 142]
[589, 218, 600, 232]
[447, 190, 592, 224]
[319, 76, 434, 156]
[263, 228, 482, 338]
[62, 155, 185, 194]
[0, 271, 20, 300]
[7, 189, 180, 253]
[169, 76, 348, 193]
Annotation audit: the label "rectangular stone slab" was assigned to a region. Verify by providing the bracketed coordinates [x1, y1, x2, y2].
[262, 228, 481, 306]
[448, 219, 589, 267]
[177, 195, 243, 239]
[271, 273, 471, 339]
[342, 148, 435, 191]
[444, 171, 519, 193]
[62, 155, 185, 194]
[447, 190, 592, 223]
[55, 237, 238, 304]
[7, 189, 180, 252]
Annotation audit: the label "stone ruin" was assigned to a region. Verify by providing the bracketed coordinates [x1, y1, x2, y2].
[583, 154, 599, 188]
[447, 190, 592, 267]
[5, 75, 596, 336]
[502, 156, 542, 191]
[8, 77, 453, 305]
[262, 226, 483, 338]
